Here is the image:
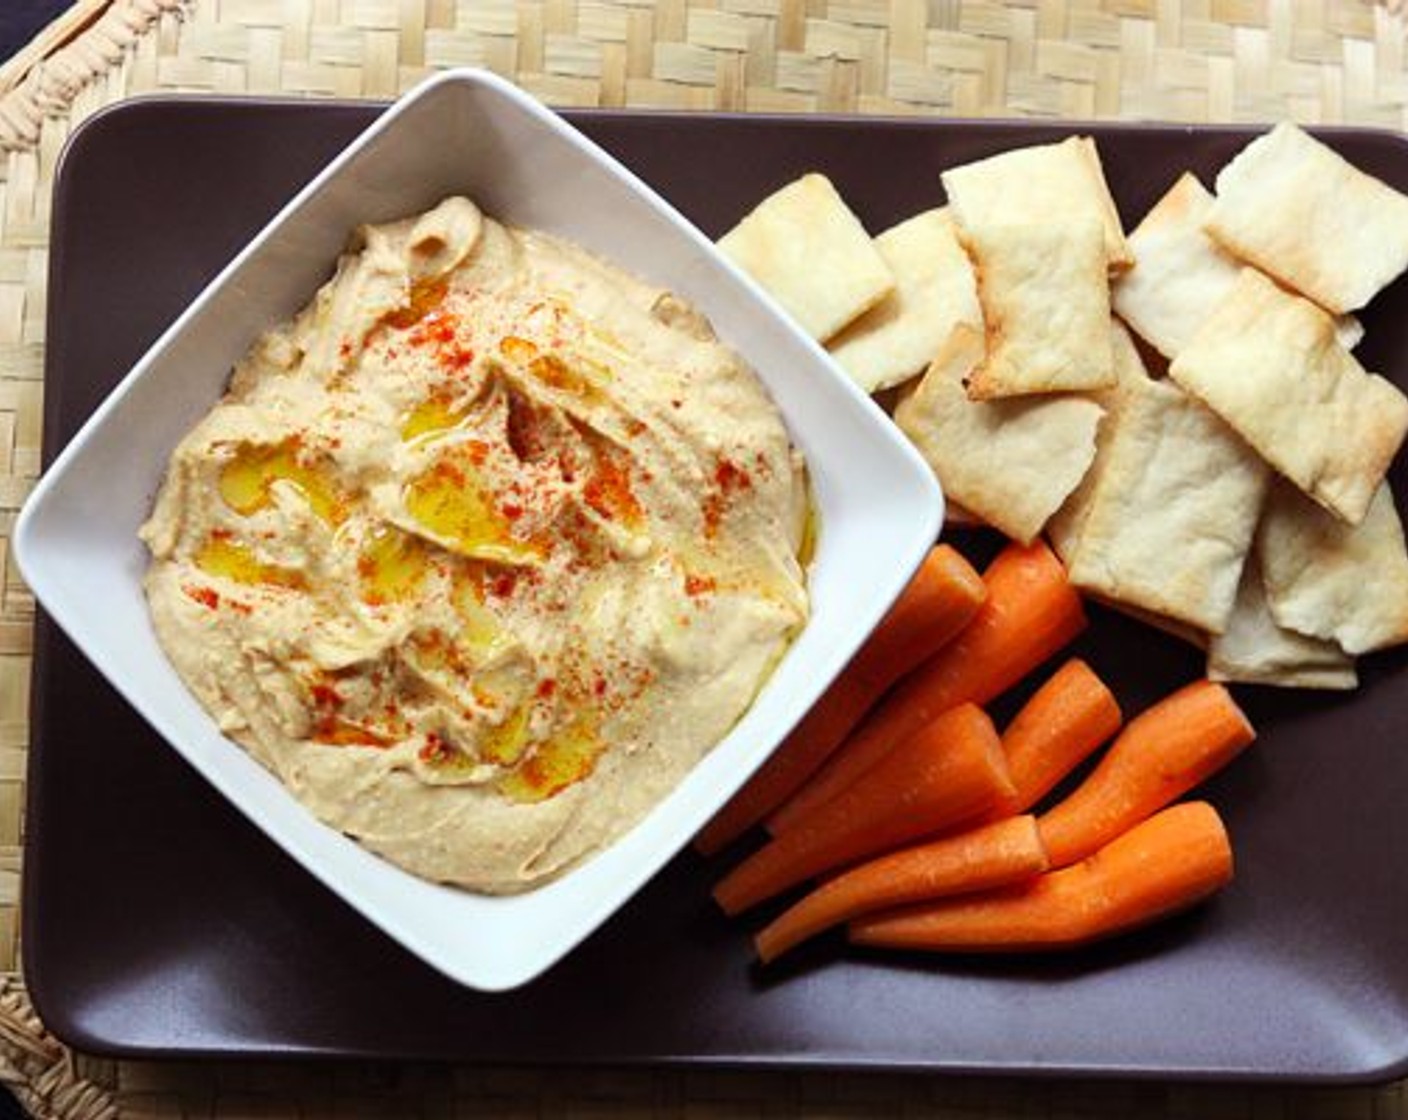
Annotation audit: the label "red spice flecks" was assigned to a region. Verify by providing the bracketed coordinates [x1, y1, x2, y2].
[593, 677, 607, 698]
[339, 341, 352, 358]
[184, 585, 221, 610]
[443, 346, 475, 373]
[501, 502, 524, 521]
[715, 457, 753, 493]
[684, 573, 716, 597]
[584, 451, 643, 526]
[703, 456, 753, 539]
[702, 493, 724, 539]
[419, 732, 452, 763]
[210, 527, 233, 541]
[489, 571, 518, 599]
[431, 458, 468, 488]
[227, 600, 252, 616]
[536, 678, 557, 700]
[310, 682, 344, 710]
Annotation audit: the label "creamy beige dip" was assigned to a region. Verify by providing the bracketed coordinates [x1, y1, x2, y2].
[140, 197, 809, 893]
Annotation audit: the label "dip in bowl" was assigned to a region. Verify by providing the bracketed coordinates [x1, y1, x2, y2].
[14, 70, 941, 988]
[141, 194, 810, 894]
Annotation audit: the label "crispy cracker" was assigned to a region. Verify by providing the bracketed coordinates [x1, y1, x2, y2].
[1206, 551, 1357, 690]
[962, 217, 1115, 400]
[941, 136, 1133, 270]
[893, 324, 1104, 545]
[1258, 480, 1408, 656]
[1065, 378, 1270, 634]
[827, 208, 983, 393]
[1204, 122, 1408, 314]
[717, 172, 894, 342]
[1046, 319, 1152, 564]
[1113, 173, 1365, 360]
[1113, 173, 1244, 360]
[1170, 268, 1408, 525]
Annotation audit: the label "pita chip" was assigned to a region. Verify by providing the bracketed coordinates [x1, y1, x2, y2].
[962, 216, 1115, 400]
[1046, 319, 1152, 564]
[1258, 480, 1408, 656]
[941, 136, 1133, 270]
[1113, 173, 1246, 360]
[1065, 378, 1270, 634]
[1207, 552, 1357, 690]
[1169, 267, 1408, 525]
[717, 173, 894, 342]
[1114, 172, 1363, 359]
[827, 208, 983, 393]
[893, 324, 1104, 545]
[1205, 122, 1408, 314]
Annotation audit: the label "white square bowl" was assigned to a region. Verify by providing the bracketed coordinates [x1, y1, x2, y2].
[13, 69, 942, 991]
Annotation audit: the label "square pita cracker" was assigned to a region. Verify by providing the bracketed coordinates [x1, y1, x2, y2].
[1206, 551, 1357, 690]
[1065, 377, 1270, 634]
[893, 324, 1104, 545]
[1169, 267, 1408, 525]
[941, 136, 1133, 270]
[1114, 173, 1363, 360]
[827, 208, 983, 393]
[1046, 319, 1152, 564]
[1258, 480, 1408, 656]
[1205, 122, 1408, 314]
[962, 217, 1115, 400]
[717, 173, 894, 342]
[1113, 173, 1244, 360]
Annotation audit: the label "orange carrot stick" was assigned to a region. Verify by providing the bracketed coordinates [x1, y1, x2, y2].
[755, 816, 1048, 964]
[712, 703, 1013, 916]
[695, 545, 987, 856]
[996, 658, 1123, 816]
[849, 801, 1233, 952]
[767, 540, 1086, 836]
[1037, 680, 1254, 870]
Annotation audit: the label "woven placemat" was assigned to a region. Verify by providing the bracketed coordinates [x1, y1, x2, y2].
[2, 0, 1408, 1116]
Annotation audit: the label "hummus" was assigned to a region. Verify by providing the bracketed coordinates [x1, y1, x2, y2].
[140, 196, 809, 893]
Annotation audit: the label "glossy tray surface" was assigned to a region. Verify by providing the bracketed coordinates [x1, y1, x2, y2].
[28, 98, 1408, 1077]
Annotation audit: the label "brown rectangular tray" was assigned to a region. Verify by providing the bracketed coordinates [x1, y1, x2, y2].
[27, 97, 1408, 1078]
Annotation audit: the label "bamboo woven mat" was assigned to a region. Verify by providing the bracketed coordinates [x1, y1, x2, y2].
[3, 0, 1408, 1116]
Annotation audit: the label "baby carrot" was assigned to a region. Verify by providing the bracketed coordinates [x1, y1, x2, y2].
[695, 545, 986, 855]
[849, 801, 1233, 952]
[767, 540, 1086, 836]
[1037, 680, 1254, 869]
[755, 816, 1048, 964]
[712, 703, 1013, 916]
[996, 658, 1123, 815]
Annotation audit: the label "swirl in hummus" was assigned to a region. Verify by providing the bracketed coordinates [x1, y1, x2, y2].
[139, 197, 810, 893]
